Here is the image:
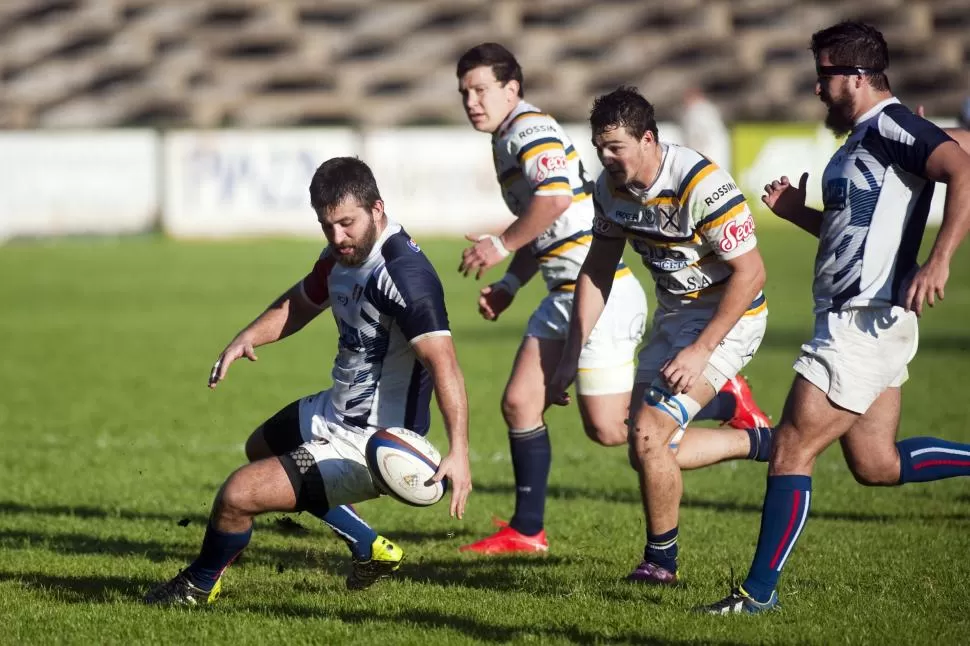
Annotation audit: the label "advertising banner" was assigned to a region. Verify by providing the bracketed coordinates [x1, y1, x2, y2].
[0, 131, 158, 239]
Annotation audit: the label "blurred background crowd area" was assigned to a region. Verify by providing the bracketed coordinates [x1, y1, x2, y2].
[1, 0, 968, 130]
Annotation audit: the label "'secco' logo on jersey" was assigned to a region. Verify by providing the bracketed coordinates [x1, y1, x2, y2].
[532, 152, 568, 183]
[719, 214, 755, 253]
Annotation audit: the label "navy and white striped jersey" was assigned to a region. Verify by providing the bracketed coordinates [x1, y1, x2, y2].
[300, 219, 450, 434]
[815, 97, 952, 312]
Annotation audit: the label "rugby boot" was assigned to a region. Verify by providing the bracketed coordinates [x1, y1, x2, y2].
[346, 535, 404, 590]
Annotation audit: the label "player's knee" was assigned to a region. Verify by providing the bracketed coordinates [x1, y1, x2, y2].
[768, 424, 816, 472]
[849, 457, 900, 487]
[501, 389, 540, 427]
[584, 423, 625, 447]
[216, 470, 258, 519]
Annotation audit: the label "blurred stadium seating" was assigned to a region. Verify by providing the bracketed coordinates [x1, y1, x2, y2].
[0, 0, 967, 129]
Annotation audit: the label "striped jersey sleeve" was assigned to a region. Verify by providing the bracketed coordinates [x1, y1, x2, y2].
[507, 114, 574, 198]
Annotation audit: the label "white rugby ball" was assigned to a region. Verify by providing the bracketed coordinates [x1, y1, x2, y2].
[364, 427, 446, 507]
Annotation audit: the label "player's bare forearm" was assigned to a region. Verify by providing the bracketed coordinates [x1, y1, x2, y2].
[234, 283, 322, 347]
[925, 141, 970, 264]
[785, 206, 824, 238]
[506, 247, 540, 284]
[695, 250, 766, 353]
[414, 336, 470, 456]
[499, 194, 571, 252]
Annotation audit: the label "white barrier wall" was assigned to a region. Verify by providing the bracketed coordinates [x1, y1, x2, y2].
[362, 127, 512, 235]
[163, 129, 360, 237]
[0, 131, 158, 240]
[160, 122, 683, 239]
[0, 120, 953, 242]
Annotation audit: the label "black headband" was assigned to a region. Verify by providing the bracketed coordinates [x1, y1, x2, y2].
[816, 64, 885, 77]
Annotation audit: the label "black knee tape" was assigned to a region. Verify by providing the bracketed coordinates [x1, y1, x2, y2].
[277, 447, 329, 512]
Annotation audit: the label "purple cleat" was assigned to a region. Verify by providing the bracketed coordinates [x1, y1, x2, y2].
[625, 560, 679, 586]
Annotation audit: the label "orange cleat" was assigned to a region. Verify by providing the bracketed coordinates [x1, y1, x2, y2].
[721, 374, 771, 430]
[459, 526, 549, 555]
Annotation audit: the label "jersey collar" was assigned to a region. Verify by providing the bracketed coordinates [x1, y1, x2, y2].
[854, 96, 900, 127]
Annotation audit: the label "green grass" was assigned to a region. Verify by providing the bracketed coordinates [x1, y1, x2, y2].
[1, 228, 969, 645]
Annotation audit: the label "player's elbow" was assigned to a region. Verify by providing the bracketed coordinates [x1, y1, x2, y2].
[536, 193, 572, 216]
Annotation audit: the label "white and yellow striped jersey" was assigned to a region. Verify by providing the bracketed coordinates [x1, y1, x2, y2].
[492, 100, 630, 291]
[592, 143, 766, 315]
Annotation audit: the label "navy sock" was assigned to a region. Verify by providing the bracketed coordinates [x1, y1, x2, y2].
[897, 436, 970, 484]
[742, 475, 811, 603]
[745, 426, 774, 462]
[508, 425, 551, 537]
[696, 392, 736, 422]
[311, 505, 378, 561]
[187, 522, 253, 591]
[645, 527, 679, 573]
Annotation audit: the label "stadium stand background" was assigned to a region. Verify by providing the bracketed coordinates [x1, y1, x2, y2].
[0, 0, 968, 130]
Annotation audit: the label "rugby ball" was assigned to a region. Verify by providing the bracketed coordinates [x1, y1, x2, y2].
[364, 427, 447, 507]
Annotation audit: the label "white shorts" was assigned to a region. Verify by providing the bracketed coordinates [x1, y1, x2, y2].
[636, 307, 767, 393]
[294, 390, 382, 507]
[526, 274, 648, 395]
[793, 306, 918, 414]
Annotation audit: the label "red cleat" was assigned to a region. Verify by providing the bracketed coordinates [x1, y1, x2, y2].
[459, 526, 549, 555]
[720, 374, 771, 430]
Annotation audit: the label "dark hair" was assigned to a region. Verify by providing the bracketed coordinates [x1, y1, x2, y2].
[589, 86, 659, 140]
[308, 157, 382, 212]
[811, 21, 891, 92]
[456, 42, 524, 97]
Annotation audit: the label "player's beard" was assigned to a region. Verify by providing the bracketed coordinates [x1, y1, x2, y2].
[823, 95, 855, 137]
[335, 217, 379, 267]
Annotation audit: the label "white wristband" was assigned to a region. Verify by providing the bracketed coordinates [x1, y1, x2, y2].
[496, 273, 522, 295]
[477, 234, 511, 259]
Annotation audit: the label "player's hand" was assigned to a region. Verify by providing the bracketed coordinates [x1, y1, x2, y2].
[431, 451, 472, 519]
[459, 234, 510, 280]
[208, 339, 258, 389]
[904, 257, 949, 317]
[762, 173, 809, 221]
[546, 360, 576, 406]
[661, 342, 713, 395]
[916, 105, 926, 117]
[478, 283, 514, 321]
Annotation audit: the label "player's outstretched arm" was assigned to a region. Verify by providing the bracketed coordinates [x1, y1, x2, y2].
[547, 233, 624, 405]
[762, 173, 822, 237]
[412, 334, 472, 519]
[906, 140, 970, 315]
[460, 194, 571, 279]
[478, 248, 539, 321]
[208, 282, 323, 388]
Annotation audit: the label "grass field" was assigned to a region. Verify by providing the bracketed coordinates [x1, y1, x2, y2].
[1, 227, 969, 645]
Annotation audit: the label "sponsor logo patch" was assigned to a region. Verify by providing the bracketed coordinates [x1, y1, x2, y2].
[532, 151, 568, 183]
[703, 182, 739, 207]
[718, 214, 755, 253]
[407, 238, 421, 252]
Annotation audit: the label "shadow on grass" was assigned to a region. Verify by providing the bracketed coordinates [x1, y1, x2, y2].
[471, 483, 970, 522]
[0, 570, 155, 603]
[0, 501, 476, 544]
[0, 527, 349, 575]
[234, 603, 745, 645]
